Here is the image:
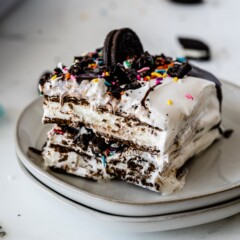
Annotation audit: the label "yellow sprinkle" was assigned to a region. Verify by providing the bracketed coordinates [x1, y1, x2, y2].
[163, 73, 167, 78]
[105, 72, 110, 76]
[151, 72, 162, 78]
[92, 78, 99, 83]
[173, 77, 178, 82]
[146, 76, 151, 81]
[167, 99, 173, 105]
[51, 75, 57, 80]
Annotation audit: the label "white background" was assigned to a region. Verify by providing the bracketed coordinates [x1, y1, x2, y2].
[0, 0, 240, 239]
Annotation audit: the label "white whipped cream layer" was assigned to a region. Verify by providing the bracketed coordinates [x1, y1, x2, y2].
[41, 76, 221, 153]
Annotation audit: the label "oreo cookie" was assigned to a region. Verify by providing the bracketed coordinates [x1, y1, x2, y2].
[178, 37, 211, 61]
[103, 28, 144, 66]
[103, 29, 117, 66]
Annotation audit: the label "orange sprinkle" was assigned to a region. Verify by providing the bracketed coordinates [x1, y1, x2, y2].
[157, 66, 165, 70]
[144, 76, 151, 81]
[88, 63, 97, 69]
[65, 73, 71, 80]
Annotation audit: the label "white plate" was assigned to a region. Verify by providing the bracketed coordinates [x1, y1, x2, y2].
[18, 159, 240, 233]
[15, 81, 240, 216]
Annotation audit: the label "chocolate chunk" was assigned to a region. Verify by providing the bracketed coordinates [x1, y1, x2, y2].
[178, 37, 210, 61]
[167, 62, 192, 78]
[103, 28, 144, 66]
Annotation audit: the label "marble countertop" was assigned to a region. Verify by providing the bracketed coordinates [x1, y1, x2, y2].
[0, 0, 240, 239]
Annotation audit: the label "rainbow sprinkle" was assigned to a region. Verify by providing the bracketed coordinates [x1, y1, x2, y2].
[65, 73, 71, 80]
[70, 75, 76, 80]
[123, 60, 131, 69]
[155, 69, 166, 74]
[151, 72, 162, 78]
[163, 73, 167, 78]
[104, 81, 111, 86]
[155, 77, 163, 85]
[173, 77, 178, 82]
[51, 75, 57, 80]
[176, 57, 186, 63]
[101, 155, 107, 168]
[185, 93, 194, 100]
[92, 78, 99, 83]
[137, 67, 150, 73]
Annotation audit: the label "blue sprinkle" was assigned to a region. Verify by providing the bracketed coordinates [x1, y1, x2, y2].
[155, 69, 166, 73]
[0, 104, 5, 118]
[176, 57, 186, 63]
[98, 61, 103, 66]
[104, 81, 111, 86]
[101, 155, 107, 168]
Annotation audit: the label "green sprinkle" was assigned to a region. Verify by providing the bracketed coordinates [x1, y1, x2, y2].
[123, 60, 131, 69]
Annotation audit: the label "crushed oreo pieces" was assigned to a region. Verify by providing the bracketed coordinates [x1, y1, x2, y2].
[39, 29, 195, 101]
[167, 62, 192, 78]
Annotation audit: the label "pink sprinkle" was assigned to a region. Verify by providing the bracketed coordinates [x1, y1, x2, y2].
[155, 77, 163, 85]
[137, 67, 150, 73]
[185, 93, 194, 100]
[137, 75, 141, 80]
[112, 82, 116, 85]
[70, 75, 76, 80]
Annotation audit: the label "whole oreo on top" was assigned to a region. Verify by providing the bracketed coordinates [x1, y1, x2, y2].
[103, 29, 118, 66]
[103, 28, 144, 66]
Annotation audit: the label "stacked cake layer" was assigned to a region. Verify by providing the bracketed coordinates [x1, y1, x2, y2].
[39, 49, 221, 194]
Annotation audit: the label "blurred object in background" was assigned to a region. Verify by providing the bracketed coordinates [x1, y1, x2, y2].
[170, 0, 203, 4]
[178, 37, 211, 61]
[0, 104, 5, 118]
[0, 0, 22, 19]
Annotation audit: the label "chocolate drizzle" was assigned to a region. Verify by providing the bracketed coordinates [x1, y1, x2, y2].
[141, 84, 160, 109]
